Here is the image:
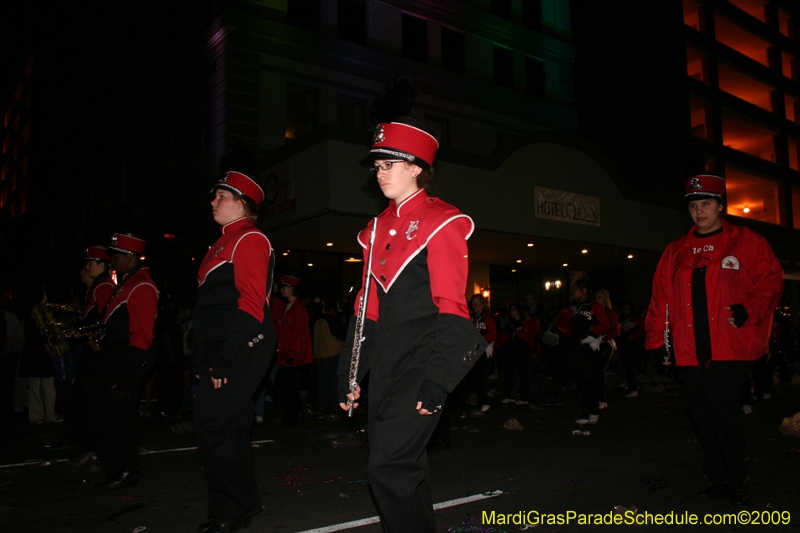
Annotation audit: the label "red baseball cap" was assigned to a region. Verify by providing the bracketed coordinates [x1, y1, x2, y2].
[363, 117, 439, 173]
[211, 171, 265, 206]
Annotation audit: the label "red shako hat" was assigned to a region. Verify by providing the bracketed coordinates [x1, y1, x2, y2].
[280, 275, 300, 287]
[362, 117, 439, 173]
[684, 174, 726, 202]
[211, 171, 265, 206]
[84, 245, 110, 262]
[108, 233, 146, 255]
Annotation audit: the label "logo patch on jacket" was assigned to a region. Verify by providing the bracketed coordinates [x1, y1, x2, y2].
[406, 220, 419, 240]
[721, 256, 740, 270]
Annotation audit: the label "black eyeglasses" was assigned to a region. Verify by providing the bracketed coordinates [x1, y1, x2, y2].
[369, 161, 405, 173]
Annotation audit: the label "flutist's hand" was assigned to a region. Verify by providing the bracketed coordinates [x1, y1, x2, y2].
[339, 385, 361, 411]
[416, 380, 446, 416]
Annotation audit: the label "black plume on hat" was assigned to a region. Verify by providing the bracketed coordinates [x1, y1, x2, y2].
[368, 76, 418, 128]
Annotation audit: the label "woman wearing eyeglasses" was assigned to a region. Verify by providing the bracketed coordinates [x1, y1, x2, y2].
[338, 117, 486, 532]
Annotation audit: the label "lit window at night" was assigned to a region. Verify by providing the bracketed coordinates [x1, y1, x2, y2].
[792, 187, 800, 229]
[781, 50, 798, 82]
[686, 46, 708, 83]
[779, 9, 794, 40]
[726, 167, 786, 226]
[726, 0, 767, 24]
[717, 61, 775, 112]
[714, 13, 770, 67]
[683, 0, 705, 32]
[721, 109, 778, 163]
[690, 97, 713, 140]
[788, 137, 800, 172]
[785, 94, 799, 123]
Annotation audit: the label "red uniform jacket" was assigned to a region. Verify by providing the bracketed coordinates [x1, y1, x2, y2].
[84, 275, 116, 320]
[473, 312, 497, 343]
[603, 310, 620, 343]
[645, 220, 783, 365]
[557, 299, 609, 338]
[278, 300, 313, 367]
[103, 267, 159, 352]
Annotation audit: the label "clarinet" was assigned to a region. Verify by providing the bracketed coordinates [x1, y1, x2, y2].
[662, 304, 672, 365]
[347, 217, 378, 417]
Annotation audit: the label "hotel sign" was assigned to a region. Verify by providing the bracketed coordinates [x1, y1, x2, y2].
[534, 186, 601, 227]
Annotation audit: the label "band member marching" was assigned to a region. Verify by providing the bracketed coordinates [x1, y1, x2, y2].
[193, 171, 276, 533]
[338, 117, 486, 532]
[93, 233, 159, 490]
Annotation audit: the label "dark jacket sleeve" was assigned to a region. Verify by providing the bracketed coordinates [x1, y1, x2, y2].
[424, 313, 488, 393]
[214, 309, 269, 366]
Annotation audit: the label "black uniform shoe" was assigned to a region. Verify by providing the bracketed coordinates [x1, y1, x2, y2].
[201, 517, 252, 533]
[698, 480, 732, 499]
[730, 484, 751, 506]
[95, 463, 144, 491]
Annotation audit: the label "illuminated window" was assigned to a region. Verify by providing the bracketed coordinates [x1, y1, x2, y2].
[717, 61, 775, 112]
[726, 167, 786, 226]
[721, 109, 778, 163]
[687, 46, 709, 83]
[781, 50, 798, 81]
[683, 0, 705, 32]
[402, 13, 428, 63]
[726, 0, 767, 24]
[789, 137, 800, 172]
[714, 13, 771, 67]
[779, 9, 794, 40]
[690, 97, 713, 140]
[792, 187, 800, 229]
[787, 94, 799, 123]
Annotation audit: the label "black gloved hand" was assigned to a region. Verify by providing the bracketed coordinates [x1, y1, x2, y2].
[728, 304, 748, 328]
[416, 380, 447, 412]
[209, 357, 234, 383]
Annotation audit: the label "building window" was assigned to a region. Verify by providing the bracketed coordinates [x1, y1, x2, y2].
[683, 0, 706, 33]
[714, 13, 771, 67]
[779, 9, 795, 40]
[782, 50, 798, 81]
[726, 0, 768, 23]
[721, 109, 778, 163]
[687, 46, 709, 83]
[441, 26, 465, 73]
[690, 97, 714, 140]
[287, 0, 320, 32]
[786, 94, 799, 123]
[285, 83, 319, 140]
[789, 136, 800, 172]
[337, 93, 366, 129]
[717, 61, 775, 112]
[338, 0, 366, 45]
[425, 114, 449, 147]
[726, 167, 786, 226]
[792, 187, 800, 229]
[525, 57, 545, 97]
[402, 13, 427, 62]
[494, 46, 514, 89]
[492, 0, 512, 20]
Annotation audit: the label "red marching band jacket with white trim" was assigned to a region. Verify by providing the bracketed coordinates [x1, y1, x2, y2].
[353, 188, 475, 321]
[103, 267, 159, 352]
[84, 276, 116, 320]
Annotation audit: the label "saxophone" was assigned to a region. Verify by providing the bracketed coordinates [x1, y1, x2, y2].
[347, 217, 377, 418]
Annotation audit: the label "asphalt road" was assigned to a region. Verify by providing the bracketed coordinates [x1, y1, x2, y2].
[2, 373, 799, 533]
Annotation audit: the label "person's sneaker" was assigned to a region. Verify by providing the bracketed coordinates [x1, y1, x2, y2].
[699, 481, 732, 499]
[480, 404, 491, 413]
[762, 393, 771, 400]
[515, 400, 529, 406]
[626, 390, 639, 398]
[742, 404, 752, 415]
[575, 418, 590, 425]
[588, 414, 599, 424]
[598, 402, 608, 410]
[501, 398, 515, 404]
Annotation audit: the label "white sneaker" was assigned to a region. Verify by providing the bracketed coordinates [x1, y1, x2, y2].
[598, 402, 608, 410]
[575, 418, 590, 425]
[480, 404, 491, 413]
[742, 405, 752, 415]
[501, 398, 515, 404]
[626, 390, 638, 398]
[588, 414, 599, 424]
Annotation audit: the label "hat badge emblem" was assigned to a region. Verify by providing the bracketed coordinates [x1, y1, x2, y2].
[110, 235, 118, 245]
[689, 177, 702, 190]
[373, 125, 385, 145]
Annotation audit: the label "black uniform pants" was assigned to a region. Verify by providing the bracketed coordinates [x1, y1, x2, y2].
[367, 378, 441, 533]
[91, 377, 141, 478]
[194, 345, 271, 523]
[683, 360, 753, 488]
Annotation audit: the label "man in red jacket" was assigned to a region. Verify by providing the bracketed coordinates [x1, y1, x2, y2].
[275, 275, 312, 426]
[645, 174, 783, 505]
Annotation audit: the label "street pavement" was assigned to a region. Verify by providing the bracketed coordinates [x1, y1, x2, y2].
[1, 373, 799, 533]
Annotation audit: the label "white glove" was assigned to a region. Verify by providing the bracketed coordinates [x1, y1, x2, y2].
[581, 336, 602, 352]
[608, 339, 617, 351]
[486, 342, 494, 358]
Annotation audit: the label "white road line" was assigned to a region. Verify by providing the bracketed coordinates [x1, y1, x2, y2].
[293, 491, 505, 533]
[0, 439, 275, 468]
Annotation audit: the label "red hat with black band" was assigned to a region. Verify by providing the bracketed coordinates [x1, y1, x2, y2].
[280, 275, 300, 287]
[84, 245, 110, 262]
[362, 117, 439, 173]
[211, 171, 265, 206]
[684, 174, 726, 203]
[108, 233, 146, 255]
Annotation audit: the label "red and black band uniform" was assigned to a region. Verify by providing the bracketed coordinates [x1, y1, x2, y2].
[275, 297, 313, 426]
[645, 219, 783, 490]
[499, 316, 535, 403]
[94, 266, 159, 479]
[192, 217, 276, 524]
[337, 189, 487, 533]
[557, 298, 610, 419]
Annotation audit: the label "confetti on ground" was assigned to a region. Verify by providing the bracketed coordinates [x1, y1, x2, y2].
[273, 466, 343, 486]
[338, 493, 349, 498]
[447, 517, 512, 533]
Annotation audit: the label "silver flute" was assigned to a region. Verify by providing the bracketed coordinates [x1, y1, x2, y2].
[662, 304, 672, 365]
[347, 217, 377, 417]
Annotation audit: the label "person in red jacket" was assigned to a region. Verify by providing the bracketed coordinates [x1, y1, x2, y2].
[275, 275, 313, 427]
[645, 174, 784, 506]
[499, 303, 535, 405]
